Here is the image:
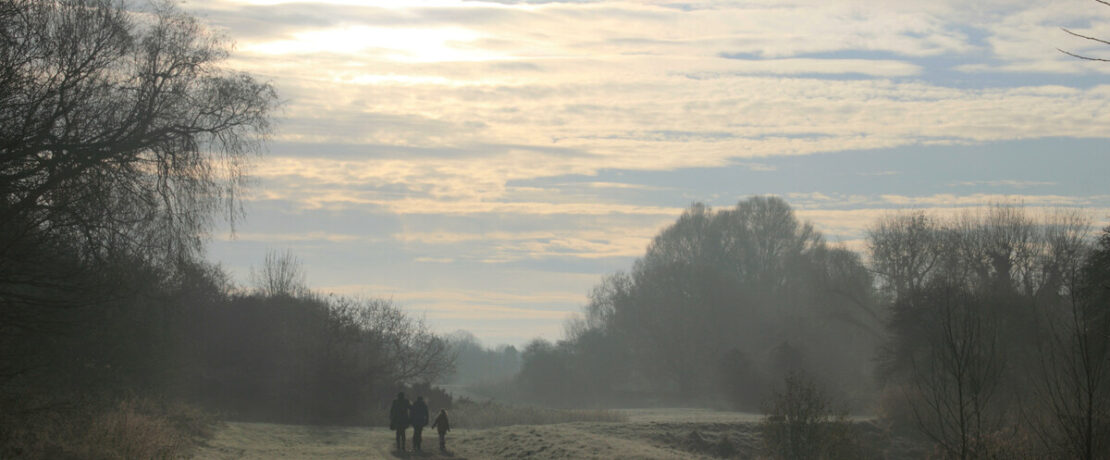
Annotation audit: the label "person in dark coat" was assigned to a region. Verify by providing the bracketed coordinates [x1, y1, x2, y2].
[431, 409, 450, 451]
[389, 392, 411, 451]
[410, 396, 430, 451]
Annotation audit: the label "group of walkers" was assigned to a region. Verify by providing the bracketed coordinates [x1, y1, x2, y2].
[389, 392, 450, 453]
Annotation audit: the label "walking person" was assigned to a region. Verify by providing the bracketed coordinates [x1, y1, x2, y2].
[389, 392, 411, 452]
[410, 396, 429, 451]
[432, 408, 450, 451]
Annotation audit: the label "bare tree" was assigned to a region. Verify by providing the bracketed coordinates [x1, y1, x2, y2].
[251, 249, 307, 298]
[876, 206, 1102, 456]
[350, 298, 454, 385]
[1, 0, 275, 254]
[907, 279, 1006, 460]
[0, 0, 276, 313]
[869, 212, 943, 294]
[1034, 225, 1110, 459]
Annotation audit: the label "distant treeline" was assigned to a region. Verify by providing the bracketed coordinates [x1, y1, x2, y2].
[509, 196, 1110, 457]
[444, 330, 521, 388]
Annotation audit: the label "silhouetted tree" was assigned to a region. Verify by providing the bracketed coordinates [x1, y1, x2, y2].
[251, 249, 307, 298]
[877, 207, 1090, 382]
[905, 279, 1006, 460]
[1035, 226, 1110, 459]
[517, 339, 573, 406]
[874, 206, 1097, 455]
[525, 197, 880, 407]
[0, 0, 276, 386]
[868, 212, 942, 303]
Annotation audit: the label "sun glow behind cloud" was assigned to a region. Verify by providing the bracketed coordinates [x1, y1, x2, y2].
[233, 0, 503, 8]
[244, 25, 505, 62]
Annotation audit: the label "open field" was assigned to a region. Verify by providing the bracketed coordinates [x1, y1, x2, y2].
[191, 409, 919, 459]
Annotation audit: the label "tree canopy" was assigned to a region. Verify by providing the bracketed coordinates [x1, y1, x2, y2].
[520, 197, 880, 408]
[0, 0, 277, 339]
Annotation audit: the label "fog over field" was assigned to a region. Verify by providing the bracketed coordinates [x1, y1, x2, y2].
[2, 0, 1110, 458]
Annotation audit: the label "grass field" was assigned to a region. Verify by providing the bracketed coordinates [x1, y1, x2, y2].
[191, 409, 909, 459]
[190, 409, 747, 459]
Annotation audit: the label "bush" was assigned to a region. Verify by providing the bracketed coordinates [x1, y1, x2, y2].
[759, 372, 858, 460]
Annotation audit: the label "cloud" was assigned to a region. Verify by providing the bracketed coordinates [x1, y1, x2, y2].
[415, 304, 571, 320]
[215, 231, 374, 243]
[856, 170, 900, 176]
[395, 228, 659, 261]
[950, 179, 1056, 188]
[707, 58, 922, 77]
[878, 193, 1100, 207]
[190, 0, 1110, 346]
[318, 284, 587, 311]
[414, 257, 456, 263]
[582, 181, 670, 190]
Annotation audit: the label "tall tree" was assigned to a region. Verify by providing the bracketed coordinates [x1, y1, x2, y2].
[543, 197, 880, 407]
[0, 0, 276, 385]
[874, 206, 1098, 454]
[906, 279, 1005, 460]
[1036, 226, 1110, 458]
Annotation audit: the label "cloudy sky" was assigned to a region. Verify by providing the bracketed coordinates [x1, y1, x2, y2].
[189, 0, 1110, 347]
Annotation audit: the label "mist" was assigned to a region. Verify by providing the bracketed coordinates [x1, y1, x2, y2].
[5, 0, 1110, 458]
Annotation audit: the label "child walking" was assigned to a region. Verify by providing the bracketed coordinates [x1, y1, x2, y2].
[431, 409, 450, 451]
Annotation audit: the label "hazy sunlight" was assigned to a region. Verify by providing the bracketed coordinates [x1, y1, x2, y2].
[245, 25, 500, 63]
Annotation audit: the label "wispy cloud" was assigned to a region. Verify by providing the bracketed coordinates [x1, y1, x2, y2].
[414, 257, 456, 263]
[857, 170, 900, 177]
[216, 231, 375, 243]
[879, 193, 1100, 207]
[950, 180, 1056, 188]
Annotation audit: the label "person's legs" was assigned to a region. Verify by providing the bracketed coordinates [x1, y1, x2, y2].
[413, 426, 423, 450]
[438, 431, 446, 450]
[395, 428, 407, 451]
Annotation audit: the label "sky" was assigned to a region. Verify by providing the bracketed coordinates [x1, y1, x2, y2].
[188, 0, 1110, 347]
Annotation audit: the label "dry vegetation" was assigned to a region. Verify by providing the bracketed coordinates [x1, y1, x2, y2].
[1, 397, 214, 459]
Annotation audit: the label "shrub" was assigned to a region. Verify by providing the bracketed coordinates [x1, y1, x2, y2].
[759, 372, 858, 460]
[1, 397, 214, 459]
